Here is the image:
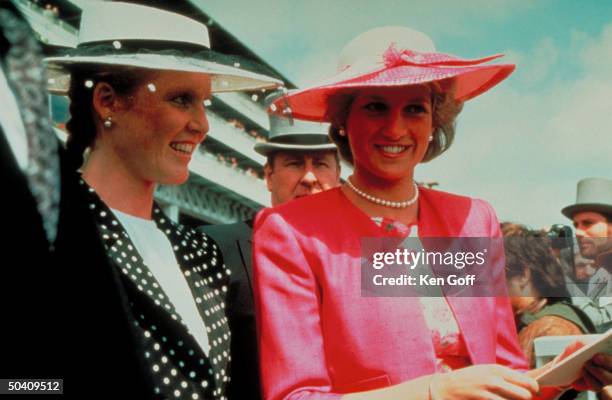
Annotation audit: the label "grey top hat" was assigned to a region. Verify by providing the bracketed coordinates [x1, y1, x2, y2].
[562, 177, 612, 219]
[254, 92, 336, 156]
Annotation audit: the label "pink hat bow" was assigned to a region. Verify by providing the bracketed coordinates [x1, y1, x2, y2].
[382, 43, 504, 69]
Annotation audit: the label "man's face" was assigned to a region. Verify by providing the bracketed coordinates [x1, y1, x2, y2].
[264, 151, 341, 206]
[573, 211, 612, 259]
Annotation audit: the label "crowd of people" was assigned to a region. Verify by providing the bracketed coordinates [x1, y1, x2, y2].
[505, 177, 612, 341]
[1, 1, 611, 399]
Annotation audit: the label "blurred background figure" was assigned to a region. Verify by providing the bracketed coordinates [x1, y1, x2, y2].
[545, 223, 589, 297]
[547, 224, 575, 272]
[574, 253, 597, 292]
[502, 222, 596, 370]
[562, 177, 612, 332]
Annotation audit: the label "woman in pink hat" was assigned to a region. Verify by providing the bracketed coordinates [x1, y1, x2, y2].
[253, 27, 612, 399]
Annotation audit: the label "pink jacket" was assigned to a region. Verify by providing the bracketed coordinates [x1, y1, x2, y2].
[253, 187, 527, 400]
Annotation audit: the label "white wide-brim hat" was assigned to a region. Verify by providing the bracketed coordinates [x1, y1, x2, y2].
[44, 2, 283, 94]
[562, 177, 612, 219]
[270, 26, 515, 121]
[254, 92, 336, 156]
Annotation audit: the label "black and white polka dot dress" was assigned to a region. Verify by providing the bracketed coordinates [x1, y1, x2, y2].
[79, 179, 231, 399]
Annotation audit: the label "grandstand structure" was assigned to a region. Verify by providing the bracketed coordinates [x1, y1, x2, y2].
[16, 0, 352, 227]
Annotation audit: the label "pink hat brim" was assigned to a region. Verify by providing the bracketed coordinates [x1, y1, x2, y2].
[273, 62, 515, 122]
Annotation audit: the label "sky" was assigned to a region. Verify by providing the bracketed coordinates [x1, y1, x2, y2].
[198, 0, 612, 229]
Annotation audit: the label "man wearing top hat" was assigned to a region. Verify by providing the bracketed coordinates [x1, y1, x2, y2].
[562, 177, 612, 332]
[199, 95, 341, 399]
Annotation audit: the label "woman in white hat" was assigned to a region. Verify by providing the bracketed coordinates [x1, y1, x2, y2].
[253, 26, 612, 399]
[45, 2, 281, 399]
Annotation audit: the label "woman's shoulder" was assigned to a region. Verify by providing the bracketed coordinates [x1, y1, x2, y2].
[419, 186, 492, 208]
[529, 301, 597, 334]
[258, 188, 344, 220]
[279, 187, 344, 211]
[418, 187, 499, 236]
[518, 312, 585, 367]
[254, 187, 364, 236]
[520, 314, 584, 339]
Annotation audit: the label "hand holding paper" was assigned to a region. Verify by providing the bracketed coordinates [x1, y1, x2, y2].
[536, 330, 612, 389]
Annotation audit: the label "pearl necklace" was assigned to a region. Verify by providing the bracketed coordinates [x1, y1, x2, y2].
[346, 178, 419, 208]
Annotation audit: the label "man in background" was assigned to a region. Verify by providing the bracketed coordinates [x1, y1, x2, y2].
[562, 177, 612, 332]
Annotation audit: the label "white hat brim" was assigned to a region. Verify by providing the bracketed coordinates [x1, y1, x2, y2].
[44, 53, 283, 95]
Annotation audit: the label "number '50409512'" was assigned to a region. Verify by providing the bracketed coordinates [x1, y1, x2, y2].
[7, 380, 60, 391]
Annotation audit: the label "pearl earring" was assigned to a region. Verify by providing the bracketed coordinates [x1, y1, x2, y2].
[103, 116, 113, 129]
[428, 136, 433, 142]
[339, 127, 346, 136]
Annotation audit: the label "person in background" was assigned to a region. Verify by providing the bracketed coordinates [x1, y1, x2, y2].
[546, 224, 585, 297]
[562, 177, 612, 332]
[200, 96, 341, 399]
[502, 222, 596, 368]
[44, 2, 280, 398]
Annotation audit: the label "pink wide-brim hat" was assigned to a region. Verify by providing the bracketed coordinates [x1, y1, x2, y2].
[270, 26, 515, 122]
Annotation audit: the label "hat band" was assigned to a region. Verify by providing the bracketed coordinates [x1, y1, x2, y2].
[76, 39, 209, 55]
[57, 39, 277, 76]
[268, 134, 332, 146]
[382, 44, 503, 69]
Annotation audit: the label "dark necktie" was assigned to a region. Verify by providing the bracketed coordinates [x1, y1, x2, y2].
[0, 5, 60, 245]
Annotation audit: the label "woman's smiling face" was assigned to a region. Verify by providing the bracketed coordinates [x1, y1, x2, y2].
[109, 70, 211, 186]
[345, 85, 433, 185]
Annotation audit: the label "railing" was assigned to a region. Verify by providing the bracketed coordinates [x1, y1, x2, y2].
[207, 111, 266, 165]
[213, 92, 270, 130]
[190, 150, 269, 207]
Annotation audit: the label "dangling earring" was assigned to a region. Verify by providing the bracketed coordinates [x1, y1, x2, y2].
[339, 127, 346, 136]
[103, 116, 113, 129]
[428, 135, 433, 143]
